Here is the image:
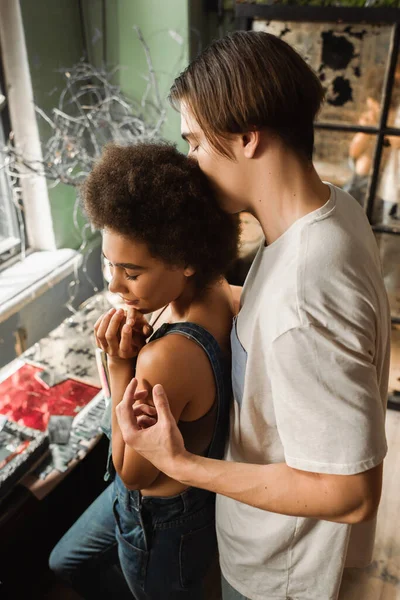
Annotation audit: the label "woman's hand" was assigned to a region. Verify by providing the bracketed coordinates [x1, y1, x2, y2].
[132, 401, 157, 429]
[94, 307, 152, 361]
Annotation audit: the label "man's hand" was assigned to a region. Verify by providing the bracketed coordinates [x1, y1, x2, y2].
[94, 307, 153, 361]
[116, 378, 188, 477]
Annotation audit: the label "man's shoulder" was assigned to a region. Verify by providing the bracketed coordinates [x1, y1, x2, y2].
[299, 186, 380, 281]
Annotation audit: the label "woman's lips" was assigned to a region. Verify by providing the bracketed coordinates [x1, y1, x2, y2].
[121, 298, 139, 306]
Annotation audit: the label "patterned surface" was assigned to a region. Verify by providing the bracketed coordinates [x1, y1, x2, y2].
[0, 293, 113, 491]
[22, 295, 109, 387]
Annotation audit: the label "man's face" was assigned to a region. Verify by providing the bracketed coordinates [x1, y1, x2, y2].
[180, 104, 249, 214]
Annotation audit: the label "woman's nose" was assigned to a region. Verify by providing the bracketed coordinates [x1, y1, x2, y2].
[108, 270, 126, 294]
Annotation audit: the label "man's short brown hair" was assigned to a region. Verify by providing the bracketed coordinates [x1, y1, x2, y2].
[169, 31, 324, 160]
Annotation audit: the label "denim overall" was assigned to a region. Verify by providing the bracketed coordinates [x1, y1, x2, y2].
[110, 322, 231, 598]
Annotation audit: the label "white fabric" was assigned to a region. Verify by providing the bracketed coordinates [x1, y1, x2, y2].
[216, 184, 390, 600]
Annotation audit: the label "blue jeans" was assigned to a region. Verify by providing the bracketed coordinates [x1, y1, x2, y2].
[49, 482, 132, 600]
[221, 575, 250, 600]
[51, 320, 229, 599]
[50, 475, 218, 599]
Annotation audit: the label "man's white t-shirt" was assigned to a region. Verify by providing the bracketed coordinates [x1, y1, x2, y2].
[216, 184, 390, 600]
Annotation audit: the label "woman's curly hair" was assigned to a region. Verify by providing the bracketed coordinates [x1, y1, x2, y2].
[83, 142, 239, 291]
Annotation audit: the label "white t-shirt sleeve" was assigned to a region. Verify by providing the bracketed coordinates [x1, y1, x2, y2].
[267, 323, 387, 475]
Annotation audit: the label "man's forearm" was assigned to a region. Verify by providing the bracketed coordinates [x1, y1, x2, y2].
[172, 453, 376, 525]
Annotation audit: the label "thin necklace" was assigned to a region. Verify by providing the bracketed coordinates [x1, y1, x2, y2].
[150, 304, 169, 329]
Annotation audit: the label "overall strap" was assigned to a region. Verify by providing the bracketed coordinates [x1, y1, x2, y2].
[149, 322, 230, 460]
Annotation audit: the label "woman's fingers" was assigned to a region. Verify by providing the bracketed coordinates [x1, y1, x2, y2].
[127, 307, 153, 338]
[94, 306, 147, 359]
[143, 323, 153, 337]
[105, 310, 125, 354]
[137, 415, 157, 429]
[95, 308, 116, 350]
[119, 322, 134, 357]
[93, 314, 103, 333]
[132, 403, 157, 418]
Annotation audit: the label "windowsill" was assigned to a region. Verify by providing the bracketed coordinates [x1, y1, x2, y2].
[0, 249, 82, 324]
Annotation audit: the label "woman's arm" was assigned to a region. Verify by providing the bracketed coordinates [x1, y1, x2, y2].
[95, 307, 214, 489]
[108, 359, 160, 489]
[94, 307, 160, 489]
[111, 335, 208, 489]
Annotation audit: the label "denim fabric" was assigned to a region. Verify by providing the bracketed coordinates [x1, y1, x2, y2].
[49, 482, 133, 600]
[114, 474, 217, 599]
[221, 574, 250, 600]
[50, 321, 231, 599]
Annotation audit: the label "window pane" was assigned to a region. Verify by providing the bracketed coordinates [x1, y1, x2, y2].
[314, 128, 377, 208]
[387, 50, 400, 129]
[0, 123, 21, 257]
[253, 19, 392, 127]
[375, 232, 400, 319]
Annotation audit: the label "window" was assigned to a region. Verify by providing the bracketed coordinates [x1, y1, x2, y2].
[0, 60, 23, 267]
[237, 5, 400, 322]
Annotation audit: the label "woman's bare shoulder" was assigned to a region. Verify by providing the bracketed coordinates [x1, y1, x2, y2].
[135, 334, 214, 416]
[137, 334, 211, 385]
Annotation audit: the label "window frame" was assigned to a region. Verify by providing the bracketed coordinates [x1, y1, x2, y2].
[0, 50, 24, 268]
[0, 0, 56, 256]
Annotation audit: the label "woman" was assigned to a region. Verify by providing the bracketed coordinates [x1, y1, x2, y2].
[49, 142, 238, 599]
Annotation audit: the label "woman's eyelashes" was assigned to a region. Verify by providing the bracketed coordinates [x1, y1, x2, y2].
[107, 262, 138, 281]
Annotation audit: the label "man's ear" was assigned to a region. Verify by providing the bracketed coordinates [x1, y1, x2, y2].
[241, 130, 261, 159]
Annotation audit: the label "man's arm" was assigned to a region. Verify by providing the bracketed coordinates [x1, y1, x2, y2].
[174, 450, 383, 525]
[117, 384, 383, 525]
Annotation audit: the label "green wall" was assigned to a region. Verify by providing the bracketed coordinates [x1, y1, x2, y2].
[104, 0, 189, 149]
[20, 0, 190, 249]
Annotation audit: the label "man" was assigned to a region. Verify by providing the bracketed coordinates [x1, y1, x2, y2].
[117, 31, 390, 600]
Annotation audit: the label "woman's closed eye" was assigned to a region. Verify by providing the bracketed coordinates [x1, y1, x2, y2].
[107, 262, 138, 281]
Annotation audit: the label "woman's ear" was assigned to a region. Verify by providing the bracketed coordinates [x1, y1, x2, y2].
[184, 265, 196, 277]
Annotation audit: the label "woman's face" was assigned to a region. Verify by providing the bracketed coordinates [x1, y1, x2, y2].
[102, 230, 193, 314]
